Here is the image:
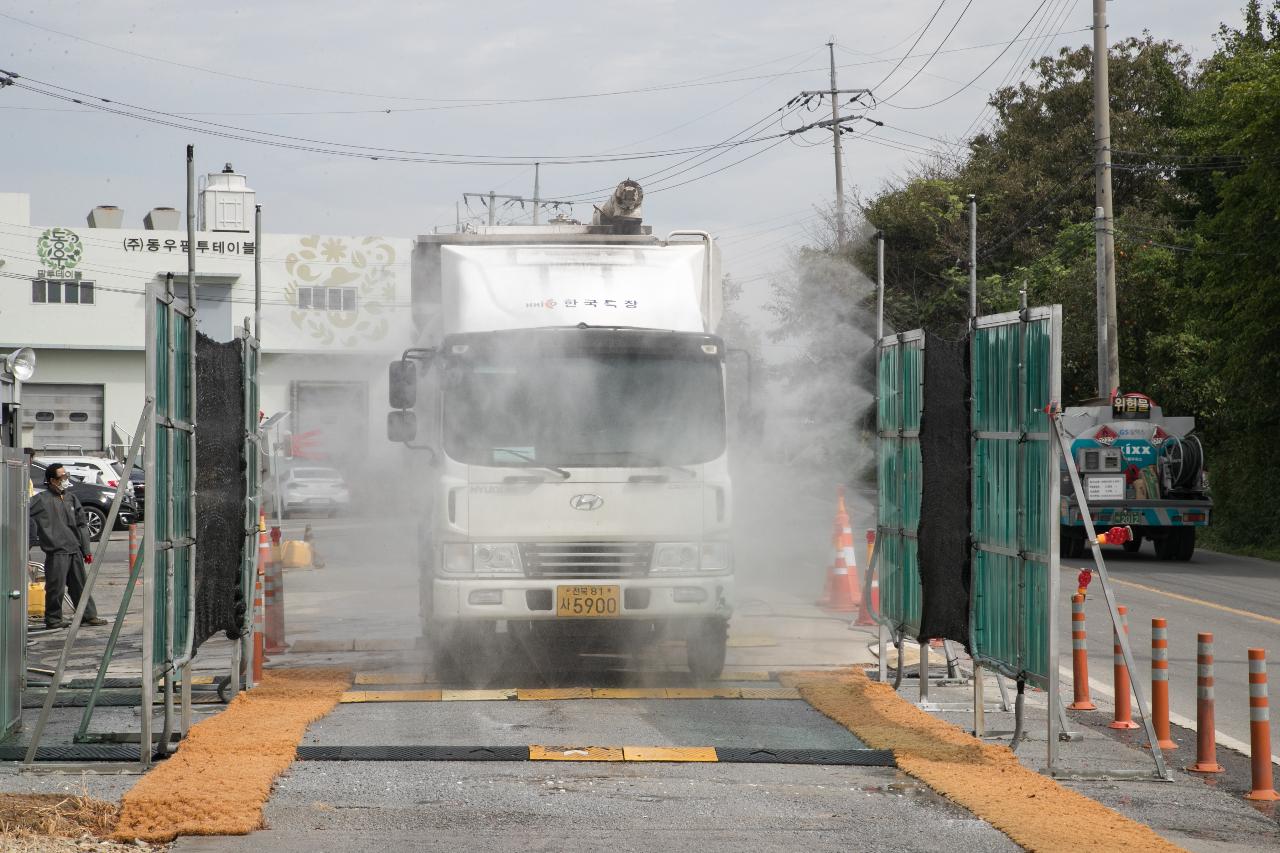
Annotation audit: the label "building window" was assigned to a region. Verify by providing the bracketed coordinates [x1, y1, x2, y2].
[32, 279, 95, 305]
[296, 286, 357, 312]
[34, 411, 54, 422]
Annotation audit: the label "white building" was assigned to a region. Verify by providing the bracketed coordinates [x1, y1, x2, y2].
[0, 165, 411, 466]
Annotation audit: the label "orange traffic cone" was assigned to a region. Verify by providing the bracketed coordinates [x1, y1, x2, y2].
[821, 489, 862, 613]
[816, 505, 842, 607]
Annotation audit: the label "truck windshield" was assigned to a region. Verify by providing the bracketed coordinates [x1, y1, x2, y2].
[444, 353, 725, 467]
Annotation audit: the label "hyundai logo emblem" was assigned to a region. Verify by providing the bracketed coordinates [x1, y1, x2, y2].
[570, 493, 604, 511]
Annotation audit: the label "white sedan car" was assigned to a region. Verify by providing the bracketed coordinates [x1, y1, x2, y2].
[280, 467, 351, 518]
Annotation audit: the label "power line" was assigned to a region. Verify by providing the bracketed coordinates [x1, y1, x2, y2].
[879, 0, 1055, 111]
[870, 1, 951, 92]
[877, 0, 977, 103]
[2, 71, 801, 166]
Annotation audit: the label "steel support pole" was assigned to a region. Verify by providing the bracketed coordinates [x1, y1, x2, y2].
[532, 163, 540, 225]
[254, 205, 262, 341]
[973, 663, 986, 736]
[968, 195, 977, 320]
[488, 191, 496, 226]
[1092, 0, 1119, 393]
[876, 233, 885, 340]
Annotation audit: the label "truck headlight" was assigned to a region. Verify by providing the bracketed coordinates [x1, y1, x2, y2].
[475, 543, 520, 573]
[652, 543, 699, 573]
[699, 541, 731, 573]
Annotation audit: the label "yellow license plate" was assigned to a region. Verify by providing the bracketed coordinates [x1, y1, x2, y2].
[555, 585, 621, 618]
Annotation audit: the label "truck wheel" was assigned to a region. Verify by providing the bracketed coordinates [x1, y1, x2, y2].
[1176, 529, 1196, 561]
[1155, 535, 1176, 561]
[1122, 536, 1143, 554]
[687, 619, 728, 681]
[1060, 532, 1084, 560]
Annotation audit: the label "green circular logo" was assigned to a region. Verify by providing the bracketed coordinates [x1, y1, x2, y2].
[37, 227, 83, 271]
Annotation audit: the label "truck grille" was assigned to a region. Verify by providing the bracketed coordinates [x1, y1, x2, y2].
[519, 542, 653, 579]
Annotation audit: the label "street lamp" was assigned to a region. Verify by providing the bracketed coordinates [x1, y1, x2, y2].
[3, 347, 35, 382]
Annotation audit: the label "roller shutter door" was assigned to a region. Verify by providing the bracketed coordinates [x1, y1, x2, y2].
[25, 383, 104, 452]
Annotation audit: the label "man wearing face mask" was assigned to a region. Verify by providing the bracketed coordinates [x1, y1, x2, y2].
[29, 464, 107, 629]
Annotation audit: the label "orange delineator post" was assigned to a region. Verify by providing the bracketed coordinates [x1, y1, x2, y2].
[253, 513, 269, 683]
[1188, 632, 1223, 773]
[1246, 648, 1280, 801]
[128, 524, 140, 588]
[816, 508, 841, 607]
[1109, 605, 1139, 730]
[1150, 618, 1175, 749]
[1068, 594, 1095, 710]
[855, 529, 876, 627]
[264, 535, 287, 654]
[821, 488, 861, 613]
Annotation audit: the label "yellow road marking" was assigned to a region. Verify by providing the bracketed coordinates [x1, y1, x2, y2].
[442, 689, 517, 701]
[530, 745, 623, 761]
[1065, 567, 1280, 627]
[738, 687, 801, 699]
[622, 746, 718, 762]
[516, 687, 592, 700]
[354, 672, 429, 685]
[592, 688, 667, 699]
[719, 671, 773, 681]
[664, 688, 741, 699]
[340, 690, 442, 703]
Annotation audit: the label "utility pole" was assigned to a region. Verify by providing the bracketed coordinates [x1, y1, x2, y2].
[463, 188, 573, 227]
[1093, 0, 1119, 396]
[968, 194, 978, 322]
[795, 40, 870, 248]
[876, 232, 885, 340]
[533, 163, 541, 225]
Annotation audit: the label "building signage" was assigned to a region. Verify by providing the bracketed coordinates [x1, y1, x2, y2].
[121, 238, 255, 255]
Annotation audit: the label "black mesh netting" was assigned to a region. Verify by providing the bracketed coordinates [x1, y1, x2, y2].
[916, 332, 972, 645]
[195, 333, 247, 648]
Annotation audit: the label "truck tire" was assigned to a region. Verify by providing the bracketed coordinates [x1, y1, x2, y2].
[687, 618, 728, 681]
[1155, 534, 1176, 561]
[1175, 528, 1196, 561]
[1122, 536, 1143, 554]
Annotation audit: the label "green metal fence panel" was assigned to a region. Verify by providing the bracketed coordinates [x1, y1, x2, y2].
[145, 282, 197, 674]
[969, 306, 1061, 687]
[0, 445, 25, 738]
[876, 331, 923, 637]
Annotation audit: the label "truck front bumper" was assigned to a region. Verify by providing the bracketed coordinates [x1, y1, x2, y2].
[430, 575, 733, 623]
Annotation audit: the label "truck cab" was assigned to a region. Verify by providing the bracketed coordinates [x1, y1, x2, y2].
[388, 213, 733, 679]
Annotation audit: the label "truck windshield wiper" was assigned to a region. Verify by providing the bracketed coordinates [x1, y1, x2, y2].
[493, 449, 570, 479]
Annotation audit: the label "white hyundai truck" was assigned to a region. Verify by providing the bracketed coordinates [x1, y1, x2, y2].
[387, 184, 734, 678]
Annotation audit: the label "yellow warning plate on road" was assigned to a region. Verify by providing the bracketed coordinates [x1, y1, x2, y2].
[622, 746, 718, 762]
[530, 745, 624, 761]
[556, 584, 621, 617]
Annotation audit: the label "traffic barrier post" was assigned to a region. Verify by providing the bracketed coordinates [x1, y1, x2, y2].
[1109, 605, 1139, 730]
[857, 530, 876, 627]
[1150, 618, 1175, 749]
[1246, 649, 1280, 801]
[1188, 632, 1223, 773]
[1069, 594, 1095, 710]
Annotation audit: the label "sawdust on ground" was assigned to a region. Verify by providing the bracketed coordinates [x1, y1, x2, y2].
[112, 667, 350, 843]
[782, 668, 1185, 853]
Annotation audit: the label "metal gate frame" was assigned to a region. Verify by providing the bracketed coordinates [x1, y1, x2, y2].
[968, 305, 1061, 688]
[142, 274, 198, 755]
[0, 371, 26, 739]
[874, 330, 923, 638]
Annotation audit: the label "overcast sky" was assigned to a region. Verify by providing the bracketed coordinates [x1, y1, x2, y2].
[0, 1, 1246, 300]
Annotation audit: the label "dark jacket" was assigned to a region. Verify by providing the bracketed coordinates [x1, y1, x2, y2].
[29, 489, 91, 555]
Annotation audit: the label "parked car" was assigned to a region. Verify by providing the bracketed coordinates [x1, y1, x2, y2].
[279, 466, 350, 518]
[29, 463, 139, 543]
[35, 455, 136, 503]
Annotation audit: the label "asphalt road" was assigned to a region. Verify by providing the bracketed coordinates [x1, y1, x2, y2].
[1060, 541, 1280, 757]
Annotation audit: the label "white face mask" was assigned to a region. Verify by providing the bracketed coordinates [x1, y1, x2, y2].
[52, 475, 70, 492]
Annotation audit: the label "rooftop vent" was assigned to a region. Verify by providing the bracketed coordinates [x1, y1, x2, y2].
[143, 207, 181, 231]
[87, 205, 123, 229]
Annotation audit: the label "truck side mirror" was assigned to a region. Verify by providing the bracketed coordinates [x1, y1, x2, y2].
[387, 410, 417, 443]
[389, 360, 417, 409]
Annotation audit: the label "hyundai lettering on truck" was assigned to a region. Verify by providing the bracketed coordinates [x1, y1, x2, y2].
[386, 181, 734, 678]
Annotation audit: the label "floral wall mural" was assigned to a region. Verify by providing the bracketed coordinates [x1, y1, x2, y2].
[283, 235, 397, 347]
